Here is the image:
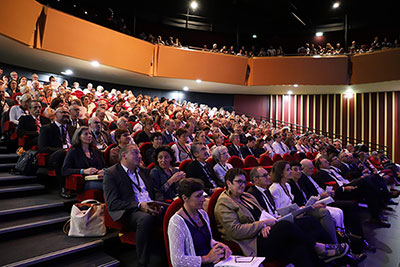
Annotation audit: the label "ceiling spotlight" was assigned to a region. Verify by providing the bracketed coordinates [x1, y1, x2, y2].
[344, 88, 354, 99]
[287, 91, 293, 95]
[252, 34, 257, 39]
[84, 11, 88, 14]
[313, 55, 321, 58]
[190, 1, 198, 10]
[333, 2, 340, 8]
[91, 61, 100, 67]
[315, 32, 323, 37]
[62, 69, 73, 75]
[196, 79, 202, 83]
[183, 86, 189, 91]
[293, 84, 299, 88]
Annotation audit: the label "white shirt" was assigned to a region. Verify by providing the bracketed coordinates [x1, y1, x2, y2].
[272, 141, 289, 155]
[9, 105, 27, 125]
[121, 164, 152, 203]
[304, 173, 324, 195]
[254, 185, 279, 218]
[269, 182, 294, 209]
[213, 162, 232, 183]
[320, 168, 349, 186]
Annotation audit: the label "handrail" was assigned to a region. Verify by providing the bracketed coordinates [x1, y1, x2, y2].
[238, 111, 389, 154]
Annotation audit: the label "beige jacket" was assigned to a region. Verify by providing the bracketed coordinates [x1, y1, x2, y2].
[214, 190, 265, 256]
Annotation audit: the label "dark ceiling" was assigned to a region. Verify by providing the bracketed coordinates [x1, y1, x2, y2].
[39, 0, 399, 51]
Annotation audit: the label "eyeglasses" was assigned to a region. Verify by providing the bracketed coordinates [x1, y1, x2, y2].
[233, 179, 246, 185]
[255, 174, 269, 178]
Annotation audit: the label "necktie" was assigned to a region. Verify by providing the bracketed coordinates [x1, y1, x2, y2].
[35, 118, 41, 133]
[264, 190, 276, 214]
[60, 125, 67, 145]
[97, 133, 107, 149]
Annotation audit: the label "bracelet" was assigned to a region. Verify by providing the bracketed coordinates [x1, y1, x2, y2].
[80, 169, 84, 175]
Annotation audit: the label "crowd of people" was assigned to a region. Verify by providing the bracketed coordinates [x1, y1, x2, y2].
[298, 36, 400, 56]
[1, 67, 400, 266]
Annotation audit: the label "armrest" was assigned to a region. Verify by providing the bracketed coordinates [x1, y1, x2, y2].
[36, 153, 49, 167]
[65, 174, 84, 191]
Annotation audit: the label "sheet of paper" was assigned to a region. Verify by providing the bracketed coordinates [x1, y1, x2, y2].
[277, 203, 299, 216]
[277, 213, 294, 223]
[215, 256, 265, 267]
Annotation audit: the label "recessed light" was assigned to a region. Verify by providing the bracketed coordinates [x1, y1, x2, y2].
[61, 69, 73, 75]
[293, 84, 299, 88]
[91, 61, 100, 67]
[287, 91, 293, 95]
[84, 11, 88, 15]
[252, 34, 257, 39]
[333, 2, 340, 9]
[315, 32, 323, 37]
[183, 86, 189, 91]
[196, 79, 202, 83]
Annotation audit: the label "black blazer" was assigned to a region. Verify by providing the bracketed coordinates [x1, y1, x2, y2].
[241, 146, 255, 159]
[247, 185, 277, 214]
[61, 146, 106, 176]
[298, 173, 320, 199]
[17, 115, 51, 138]
[288, 179, 307, 206]
[38, 122, 76, 154]
[69, 118, 87, 128]
[185, 160, 224, 195]
[161, 130, 174, 145]
[228, 144, 243, 158]
[314, 169, 337, 190]
[103, 163, 162, 221]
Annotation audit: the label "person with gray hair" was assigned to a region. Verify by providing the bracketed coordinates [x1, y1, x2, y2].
[212, 146, 232, 183]
[88, 116, 112, 151]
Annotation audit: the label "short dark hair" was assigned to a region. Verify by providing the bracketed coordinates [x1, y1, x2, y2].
[150, 132, 163, 141]
[224, 168, 246, 187]
[175, 128, 188, 138]
[249, 166, 265, 182]
[270, 160, 289, 183]
[314, 158, 324, 170]
[115, 129, 129, 143]
[289, 161, 301, 168]
[246, 136, 255, 143]
[177, 178, 204, 200]
[50, 97, 64, 109]
[153, 145, 176, 166]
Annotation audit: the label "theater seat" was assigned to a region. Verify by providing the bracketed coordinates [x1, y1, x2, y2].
[244, 155, 259, 168]
[306, 152, 314, 160]
[259, 154, 273, 166]
[179, 159, 193, 172]
[282, 153, 293, 162]
[104, 203, 137, 245]
[206, 157, 216, 168]
[206, 188, 243, 255]
[139, 142, 153, 158]
[65, 174, 104, 202]
[227, 156, 244, 169]
[163, 198, 183, 267]
[272, 154, 283, 163]
[104, 143, 117, 167]
[147, 162, 156, 170]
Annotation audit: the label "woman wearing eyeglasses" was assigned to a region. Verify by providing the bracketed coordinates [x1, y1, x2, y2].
[212, 146, 232, 183]
[214, 168, 349, 266]
[168, 178, 232, 267]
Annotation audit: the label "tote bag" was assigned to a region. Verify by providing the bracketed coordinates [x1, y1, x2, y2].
[67, 199, 106, 237]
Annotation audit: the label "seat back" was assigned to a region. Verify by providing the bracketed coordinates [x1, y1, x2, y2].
[206, 157, 217, 168]
[227, 156, 244, 169]
[306, 152, 314, 160]
[292, 152, 302, 162]
[282, 153, 293, 162]
[147, 162, 156, 170]
[272, 154, 283, 163]
[139, 142, 153, 158]
[163, 198, 183, 267]
[104, 143, 118, 167]
[179, 159, 193, 172]
[259, 154, 273, 166]
[244, 155, 259, 168]
[132, 130, 142, 141]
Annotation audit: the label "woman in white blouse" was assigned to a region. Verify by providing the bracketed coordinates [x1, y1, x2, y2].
[269, 160, 339, 244]
[171, 128, 192, 162]
[168, 178, 231, 267]
[212, 146, 232, 183]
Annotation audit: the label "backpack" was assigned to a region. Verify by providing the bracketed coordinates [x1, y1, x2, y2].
[15, 150, 38, 175]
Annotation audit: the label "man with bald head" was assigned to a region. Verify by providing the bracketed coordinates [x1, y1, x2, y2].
[103, 144, 163, 267]
[39, 107, 76, 198]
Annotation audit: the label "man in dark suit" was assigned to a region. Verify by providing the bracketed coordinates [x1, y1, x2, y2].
[227, 134, 244, 159]
[185, 142, 224, 195]
[38, 107, 76, 198]
[69, 104, 87, 128]
[103, 144, 163, 267]
[17, 100, 51, 150]
[314, 157, 389, 227]
[88, 117, 112, 151]
[299, 159, 376, 252]
[161, 119, 176, 145]
[241, 136, 256, 158]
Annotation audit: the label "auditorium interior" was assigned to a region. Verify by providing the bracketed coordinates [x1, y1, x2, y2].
[0, 0, 400, 266]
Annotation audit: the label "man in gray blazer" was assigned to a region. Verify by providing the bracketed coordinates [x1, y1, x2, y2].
[103, 144, 163, 267]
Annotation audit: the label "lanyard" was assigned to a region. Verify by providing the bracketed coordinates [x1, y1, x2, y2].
[182, 206, 211, 242]
[128, 168, 142, 192]
[280, 183, 293, 202]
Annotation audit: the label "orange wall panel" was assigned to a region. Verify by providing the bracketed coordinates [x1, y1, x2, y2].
[42, 8, 154, 76]
[350, 48, 400, 84]
[249, 56, 348, 86]
[0, 0, 42, 46]
[155, 45, 248, 85]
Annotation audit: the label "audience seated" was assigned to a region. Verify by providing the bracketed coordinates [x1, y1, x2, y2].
[88, 117, 112, 152]
[227, 133, 243, 159]
[215, 168, 351, 265]
[61, 126, 105, 191]
[108, 129, 132, 166]
[171, 128, 192, 162]
[17, 100, 51, 150]
[161, 119, 176, 145]
[150, 146, 186, 200]
[103, 144, 164, 267]
[168, 178, 231, 267]
[135, 117, 153, 146]
[144, 132, 163, 166]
